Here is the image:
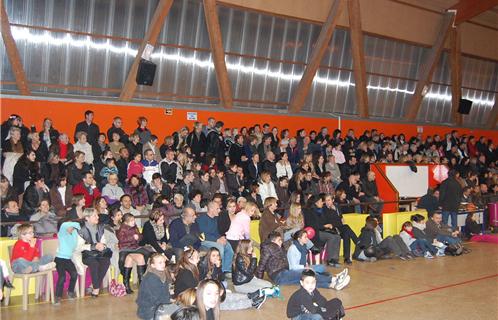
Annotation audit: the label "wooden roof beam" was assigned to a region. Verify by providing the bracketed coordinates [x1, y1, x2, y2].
[405, 12, 455, 121]
[203, 0, 233, 109]
[288, 0, 345, 114]
[348, 0, 368, 119]
[449, 0, 498, 25]
[119, 0, 174, 102]
[450, 26, 463, 126]
[1, 0, 30, 95]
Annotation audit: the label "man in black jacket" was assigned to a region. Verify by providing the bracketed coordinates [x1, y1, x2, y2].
[439, 170, 463, 231]
[186, 122, 207, 162]
[361, 171, 384, 217]
[206, 121, 225, 165]
[107, 116, 129, 144]
[417, 188, 440, 215]
[262, 151, 277, 182]
[74, 110, 99, 146]
[21, 174, 50, 216]
[228, 134, 246, 166]
[159, 150, 178, 184]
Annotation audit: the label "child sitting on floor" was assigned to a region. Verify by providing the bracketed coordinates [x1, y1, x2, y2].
[10, 223, 55, 274]
[399, 221, 437, 259]
[287, 269, 346, 320]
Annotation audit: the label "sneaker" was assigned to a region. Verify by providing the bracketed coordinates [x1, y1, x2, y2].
[53, 297, 61, 306]
[251, 293, 267, 309]
[224, 272, 232, 279]
[344, 258, 353, 265]
[336, 268, 349, 280]
[334, 275, 351, 291]
[398, 255, 407, 261]
[436, 250, 446, 257]
[39, 262, 56, 272]
[67, 292, 77, 300]
[424, 252, 434, 259]
[366, 257, 377, 262]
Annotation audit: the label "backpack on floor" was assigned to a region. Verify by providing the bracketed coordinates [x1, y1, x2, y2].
[444, 243, 463, 256]
[320, 298, 346, 320]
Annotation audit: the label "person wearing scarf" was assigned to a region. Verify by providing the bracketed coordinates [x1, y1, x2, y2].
[136, 253, 178, 320]
[140, 210, 173, 259]
[399, 222, 437, 258]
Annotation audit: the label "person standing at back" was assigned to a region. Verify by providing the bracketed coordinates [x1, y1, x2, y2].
[439, 170, 463, 230]
[74, 110, 99, 147]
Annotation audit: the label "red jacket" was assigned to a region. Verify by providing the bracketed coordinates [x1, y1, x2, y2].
[72, 182, 101, 208]
[468, 142, 478, 158]
[117, 224, 143, 250]
[11, 240, 39, 262]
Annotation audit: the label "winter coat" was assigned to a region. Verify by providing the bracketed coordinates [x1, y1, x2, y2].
[256, 240, 288, 281]
[232, 254, 257, 285]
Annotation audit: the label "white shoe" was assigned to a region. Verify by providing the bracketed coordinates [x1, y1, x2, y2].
[39, 262, 56, 271]
[336, 268, 348, 280]
[436, 250, 445, 257]
[424, 252, 434, 259]
[334, 275, 351, 290]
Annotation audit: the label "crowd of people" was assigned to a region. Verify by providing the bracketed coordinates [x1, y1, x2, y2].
[1, 111, 498, 319]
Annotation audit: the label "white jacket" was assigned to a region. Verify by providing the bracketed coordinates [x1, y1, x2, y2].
[276, 161, 293, 179]
[258, 181, 278, 203]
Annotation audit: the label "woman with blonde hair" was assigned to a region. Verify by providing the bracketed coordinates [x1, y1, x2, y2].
[225, 201, 260, 251]
[258, 171, 278, 203]
[73, 131, 94, 165]
[259, 197, 285, 242]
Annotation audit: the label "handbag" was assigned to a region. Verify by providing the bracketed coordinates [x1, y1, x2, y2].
[82, 247, 113, 259]
[109, 279, 127, 297]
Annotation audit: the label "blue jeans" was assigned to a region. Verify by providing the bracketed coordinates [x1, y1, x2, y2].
[201, 240, 234, 273]
[293, 314, 324, 320]
[274, 269, 332, 288]
[442, 211, 458, 230]
[11, 255, 53, 273]
[436, 234, 461, 245]
[409, 239, 436, 254]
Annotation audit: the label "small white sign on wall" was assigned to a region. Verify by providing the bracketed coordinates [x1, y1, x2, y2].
[417, 126, 423, 133]
[187, 112, 198, 121]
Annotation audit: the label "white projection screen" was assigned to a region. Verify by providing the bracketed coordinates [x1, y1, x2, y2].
[385, 165, 428, 198]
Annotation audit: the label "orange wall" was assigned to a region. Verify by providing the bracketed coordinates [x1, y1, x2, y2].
[1, 97, 497, 143]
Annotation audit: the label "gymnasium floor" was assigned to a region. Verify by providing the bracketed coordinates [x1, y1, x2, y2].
[2, 242, 497, 320]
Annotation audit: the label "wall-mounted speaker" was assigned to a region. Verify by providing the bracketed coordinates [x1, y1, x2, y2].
[457, 99, 472, 115]
[136, 59, 156, 86]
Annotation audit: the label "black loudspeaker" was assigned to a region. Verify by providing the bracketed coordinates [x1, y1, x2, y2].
[136, 59, 156, 86]
[457, 99, 472, 115]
